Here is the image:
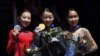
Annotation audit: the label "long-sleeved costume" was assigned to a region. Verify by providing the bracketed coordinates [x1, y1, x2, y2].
[6, 29, 35, 56]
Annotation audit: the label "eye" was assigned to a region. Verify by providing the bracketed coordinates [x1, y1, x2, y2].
[42, 16, 47, 19]
[27, 17, 31, 20]
[49, 16, 53, 19]
[73, 15, 78, 18]
[22, 16, 26, 19]
[69, 15, 78, 18]
[68, 16, 73, 18]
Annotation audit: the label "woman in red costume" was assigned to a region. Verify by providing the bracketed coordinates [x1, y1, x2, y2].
[6, 10, 35, 56]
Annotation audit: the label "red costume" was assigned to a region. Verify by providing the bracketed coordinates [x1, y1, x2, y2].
[6, 30, 35, 56]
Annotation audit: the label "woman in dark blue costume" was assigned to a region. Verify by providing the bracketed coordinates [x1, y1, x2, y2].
[35, 8, 65, 56]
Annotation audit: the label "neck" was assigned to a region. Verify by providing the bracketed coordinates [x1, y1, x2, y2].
[69, 25, 80, 32]
[45, 24, 55, 30]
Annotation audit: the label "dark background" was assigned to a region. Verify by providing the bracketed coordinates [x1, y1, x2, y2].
[0, 0, 100, 56]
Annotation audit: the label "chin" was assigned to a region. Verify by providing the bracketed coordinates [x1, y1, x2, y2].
[22, 24, 30, 27]
[70, 24, 77, 27]
[23, 25, 29, 27]
[45, 24, 50, 27]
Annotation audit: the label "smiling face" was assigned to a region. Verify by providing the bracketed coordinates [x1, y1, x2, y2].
[42, 11, 54, 27]
[20, 11, 31, 27]
[68, 10, 79, 27]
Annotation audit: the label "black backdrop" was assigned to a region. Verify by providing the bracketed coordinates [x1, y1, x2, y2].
[0, 0, 100, 56]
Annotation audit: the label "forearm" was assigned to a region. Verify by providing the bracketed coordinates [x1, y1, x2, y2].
[83, 28, 98, 54]
[6, 41, 15, 54]
[87, 41, 98, 53]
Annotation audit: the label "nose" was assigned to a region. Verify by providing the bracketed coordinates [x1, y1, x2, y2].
[71, 18, 76, 21]
[24, 18, 28, 21]
[46, 18, 50, 21]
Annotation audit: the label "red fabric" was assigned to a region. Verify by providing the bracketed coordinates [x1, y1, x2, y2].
[6, 30, 35, 56]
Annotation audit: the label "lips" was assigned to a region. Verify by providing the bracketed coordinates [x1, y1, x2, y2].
[22, 21, 30, 27]
[23, 21, 30, 24]
[70, 21, 78, 26]
[45, 22, 52, 26]
[71, 21, 75, 24]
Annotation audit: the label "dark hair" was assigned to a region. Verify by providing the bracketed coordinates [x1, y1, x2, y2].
[40, 8, 54, 17]
[65, 8, 78, 19]
[16, 9, 31, 24]
[17, 9, 31, 17]
[68, 8, 78, 14]
[39, 8, 55, 22]
[68, 8, 77, 11]
[39, 8, 60, 27]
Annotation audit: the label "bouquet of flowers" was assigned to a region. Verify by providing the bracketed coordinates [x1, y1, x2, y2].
[25, 44, 41, 56]
[41, 27, 63, 43]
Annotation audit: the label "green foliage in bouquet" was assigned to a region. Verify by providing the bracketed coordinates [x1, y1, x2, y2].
[25, 48, 41, 56]
[41, 27, 63, 43]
